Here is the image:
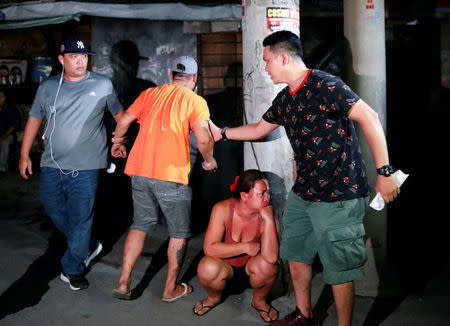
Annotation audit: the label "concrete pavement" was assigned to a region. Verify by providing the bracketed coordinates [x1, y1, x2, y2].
[0, 172, 449, 326]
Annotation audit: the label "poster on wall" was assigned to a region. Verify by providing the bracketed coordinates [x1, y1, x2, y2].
[0, 59, 27, 85]
[266, 7, 300, 36]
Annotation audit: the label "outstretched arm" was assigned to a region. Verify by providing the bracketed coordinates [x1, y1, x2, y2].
[209, 118, 278, 142]
[349, 99, 399, 202]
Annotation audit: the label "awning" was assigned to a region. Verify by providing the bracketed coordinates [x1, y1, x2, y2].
[0, 1, 241, 29]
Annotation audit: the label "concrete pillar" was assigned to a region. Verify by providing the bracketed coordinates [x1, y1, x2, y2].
[241, 0, 299, 220]
[344, 0, 387, 296]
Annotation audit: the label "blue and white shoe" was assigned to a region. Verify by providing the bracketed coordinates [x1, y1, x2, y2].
[60, 272, 89, 291]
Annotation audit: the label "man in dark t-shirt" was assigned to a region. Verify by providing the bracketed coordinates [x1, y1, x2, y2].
[263, 68, 370, 202]
[209, 31, 400, 326]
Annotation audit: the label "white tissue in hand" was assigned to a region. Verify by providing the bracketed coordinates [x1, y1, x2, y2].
[106, 162, 116, 174]
[369, 170, 408, 211]
[370, 193, 385, 210]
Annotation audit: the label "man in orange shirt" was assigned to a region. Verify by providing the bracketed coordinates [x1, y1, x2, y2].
[111, 56, 217, 301]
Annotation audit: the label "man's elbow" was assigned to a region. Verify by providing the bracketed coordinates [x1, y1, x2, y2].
[196, 130, 214, 148]
[367, 107, 379, 121]
[197, 136, 213, 148]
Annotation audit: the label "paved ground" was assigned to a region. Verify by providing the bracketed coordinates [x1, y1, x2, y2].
[0, 171, 449, 326]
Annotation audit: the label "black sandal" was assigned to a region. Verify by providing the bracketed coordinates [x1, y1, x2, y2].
[251, 302, 279, 323]
[193, 300, 216, 316]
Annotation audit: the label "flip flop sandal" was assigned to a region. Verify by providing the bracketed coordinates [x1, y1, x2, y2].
[112, 288, 132, 300]
[251, 303, 279, 323]
[193, 300, 216, 316]
[161, 282, 192, 302]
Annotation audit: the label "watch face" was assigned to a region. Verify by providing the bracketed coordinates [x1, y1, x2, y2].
[378, 165, 394, 176]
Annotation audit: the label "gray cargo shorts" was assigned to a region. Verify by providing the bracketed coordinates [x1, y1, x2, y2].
[130, 175, 192, 238]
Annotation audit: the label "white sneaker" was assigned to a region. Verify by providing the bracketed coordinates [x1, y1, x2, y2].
[84, 242, 103, 267]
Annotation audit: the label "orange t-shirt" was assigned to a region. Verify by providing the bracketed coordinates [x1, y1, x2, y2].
[124, 83, 210, 185]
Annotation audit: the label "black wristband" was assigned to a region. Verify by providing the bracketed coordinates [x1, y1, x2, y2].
[221, 127, 228, 140]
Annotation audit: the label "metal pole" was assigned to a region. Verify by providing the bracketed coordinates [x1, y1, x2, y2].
[241, 0, 299, 221]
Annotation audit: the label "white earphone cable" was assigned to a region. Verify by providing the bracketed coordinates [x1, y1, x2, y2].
[42, 64, 79, 178]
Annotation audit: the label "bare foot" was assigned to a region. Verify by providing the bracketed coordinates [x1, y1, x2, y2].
[117, 278, 131, 294]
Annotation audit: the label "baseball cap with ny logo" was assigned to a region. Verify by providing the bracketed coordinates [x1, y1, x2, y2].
[60, 35, 95, 55]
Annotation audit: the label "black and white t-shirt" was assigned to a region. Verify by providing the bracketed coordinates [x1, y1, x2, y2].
[263, 69, 370, 202]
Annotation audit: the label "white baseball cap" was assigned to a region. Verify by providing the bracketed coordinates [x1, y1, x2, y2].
[171, 56, 198, 74]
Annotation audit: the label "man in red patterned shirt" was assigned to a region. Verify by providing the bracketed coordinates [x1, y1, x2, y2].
[209, 31, 400, 326]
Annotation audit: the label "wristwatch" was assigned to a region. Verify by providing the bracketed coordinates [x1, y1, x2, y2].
[221, 127, 228, 140]
[376, 165, 394, 177]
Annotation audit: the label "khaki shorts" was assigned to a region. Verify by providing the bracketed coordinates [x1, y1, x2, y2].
[280, 192, 369, 284]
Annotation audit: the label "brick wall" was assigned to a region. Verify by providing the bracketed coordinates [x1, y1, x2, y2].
[197, 32, 242, 95]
